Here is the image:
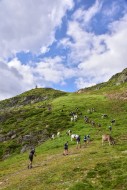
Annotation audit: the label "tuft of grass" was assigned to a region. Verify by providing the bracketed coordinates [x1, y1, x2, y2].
[69, 181, 94, 190]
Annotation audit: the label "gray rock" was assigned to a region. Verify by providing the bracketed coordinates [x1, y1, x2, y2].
[7, 130, 15, 137]
[11, 134, 17, 139]
[20, 145, 29, 153]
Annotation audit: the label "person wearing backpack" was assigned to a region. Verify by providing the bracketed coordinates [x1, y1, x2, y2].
[84, 135, 87, 147]
[28, 148, 36, 169]
[63, 141, 68, 155]
[76, 135, 81, 149]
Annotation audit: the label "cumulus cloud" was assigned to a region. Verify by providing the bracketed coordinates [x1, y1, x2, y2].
[34, 56, 77, 85]
[0, 59, 34, 100]
[77, 14, 127, 83]
[62, 2, 127, 88]
[73, 0, 102, 24]
[0, 56, 77, 100]
[0, 0, 75, 99]
[75, 77, 96, 89]
[0, 0, 74, 58]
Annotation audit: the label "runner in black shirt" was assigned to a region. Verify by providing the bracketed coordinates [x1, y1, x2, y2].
[63, 141, 68, 155]
[28, 148, 36, 169]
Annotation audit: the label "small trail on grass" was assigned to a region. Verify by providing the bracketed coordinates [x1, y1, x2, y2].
[1, 140, 123, 190]
[0, 146, 85, 189]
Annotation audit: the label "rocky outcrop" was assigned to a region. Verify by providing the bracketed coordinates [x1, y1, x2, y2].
[109, 68, 127, 85]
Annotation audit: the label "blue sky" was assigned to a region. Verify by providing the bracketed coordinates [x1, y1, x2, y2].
[0, 0, 127, 100]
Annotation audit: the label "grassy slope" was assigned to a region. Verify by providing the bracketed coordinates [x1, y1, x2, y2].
[0, 87, 127, 190]
[0, 88, 69, 158]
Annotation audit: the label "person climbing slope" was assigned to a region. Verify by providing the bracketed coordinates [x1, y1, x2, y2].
[28, 148, 36, 169]
[63, 141, 68, 155]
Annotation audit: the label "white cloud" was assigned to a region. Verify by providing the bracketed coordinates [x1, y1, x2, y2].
[8, 58, 34, 86]
[64, 20, 107, 64]
[34, 56, 77, 84]
[85, 34, 126, 82]
[0, 0, 75, 100]
[66, 21, 93, 63]
[73, 0, 102, 24]
[0, 56, 77, 100]
[40, 47, 50, 54]
[63, 8, 127, 88]
[75, 77, 96, 89]
[0, 59, 35, 100]
[0, 0, 74, 58]
[102, 1, 127, 18]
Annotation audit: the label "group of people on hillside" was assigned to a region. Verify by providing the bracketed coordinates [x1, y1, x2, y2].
[63, 134, 90, 156]
[28, 134, 90, 168]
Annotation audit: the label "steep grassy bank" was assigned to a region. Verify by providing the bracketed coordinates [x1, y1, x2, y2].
[0, 88, 69, 159]
[0, 130, 127, 190]
[0, 88, 127, 189]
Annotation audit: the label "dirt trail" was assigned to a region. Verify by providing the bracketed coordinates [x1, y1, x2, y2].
[0, 147, 84, 189]
[0, 140, 121, 190]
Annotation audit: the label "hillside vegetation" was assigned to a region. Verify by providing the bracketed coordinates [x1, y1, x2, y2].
[0, 88, 69, 159]
[0, 69, 127, 189]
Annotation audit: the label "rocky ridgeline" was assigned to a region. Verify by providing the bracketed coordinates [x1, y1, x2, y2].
[0, 95, 49, 111]
[76, 68, 127, 93]
[109, 68, 127, 85]
[0, 128, 49, 159]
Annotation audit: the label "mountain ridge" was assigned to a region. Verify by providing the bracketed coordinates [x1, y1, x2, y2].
[77, 68, 127, 94]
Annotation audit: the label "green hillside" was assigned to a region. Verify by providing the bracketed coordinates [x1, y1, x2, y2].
[0, 88, 69, 158]
[0, 69, 127, 190]
[77, 68, 127, 94]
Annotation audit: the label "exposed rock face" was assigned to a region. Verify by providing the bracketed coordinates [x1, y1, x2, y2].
[109, 68, 127, 85]
[0, 135, 6, 142]
[7, 130, 16, 137]
[22, 95, 48, 105]
[20, 145, 30, 153]
[11, 134, 17, 139]
[116, 74, 127, 84]
[0, 127, 49, 159]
